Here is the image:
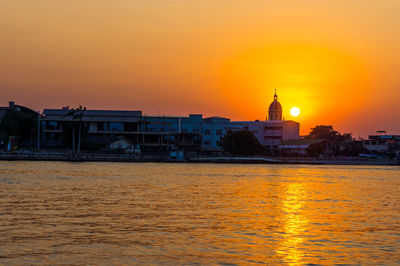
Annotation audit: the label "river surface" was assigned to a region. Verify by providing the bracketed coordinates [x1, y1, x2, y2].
[0, 161, 399, 265]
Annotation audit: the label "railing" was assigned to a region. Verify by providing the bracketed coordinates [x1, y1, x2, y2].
[0, 151, 166, 162]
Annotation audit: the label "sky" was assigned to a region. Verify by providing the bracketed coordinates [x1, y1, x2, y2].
[1, 0, 400, 137]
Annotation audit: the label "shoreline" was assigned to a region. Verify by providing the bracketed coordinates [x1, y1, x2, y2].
[0, 151, 398, 166]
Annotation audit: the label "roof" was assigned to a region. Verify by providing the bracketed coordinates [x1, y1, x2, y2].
[269, 100, 282, 111]
[369, 135, 400, 140]
[279, 139, 328, 146]
[0, 104, 38, 115]
[43, 109, 142, 117]
[203, 116, 230, 123]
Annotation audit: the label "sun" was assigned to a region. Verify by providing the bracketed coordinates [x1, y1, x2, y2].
[290, 107, 300, 117]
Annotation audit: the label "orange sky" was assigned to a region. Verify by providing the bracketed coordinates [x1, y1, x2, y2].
[1, 0, 400, 137]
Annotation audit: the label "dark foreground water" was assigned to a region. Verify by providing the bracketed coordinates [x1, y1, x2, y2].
[0, 162, 399, 265]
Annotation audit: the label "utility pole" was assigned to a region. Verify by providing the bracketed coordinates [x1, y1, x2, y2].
[37, 111, 40, 150]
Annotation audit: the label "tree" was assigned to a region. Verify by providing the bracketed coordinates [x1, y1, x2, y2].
[306, 125, 352, 143]
[219, 130, 263, 156]
[306, 125, 353, 156]
[75, 106, 86, 154]
[64, 106, 86, 154]
[306, 142, 326, 157]
[341, 141, 369, 156]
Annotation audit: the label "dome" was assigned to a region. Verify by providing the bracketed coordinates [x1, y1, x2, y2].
[269, 101, 282, 112]
[267, 90, 283, 121]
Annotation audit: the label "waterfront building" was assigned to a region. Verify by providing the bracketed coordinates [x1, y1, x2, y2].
[86, 136, 134, 152]
[0, 101, 38, 120]
[267, 90, 283, 121]
[202, 116, 241, 152]
[231, 91, 300, 152]
[0, 101, 39, 149]
[362, 132, 400, 155]
[41, 91, 300, 154]
[279, 139, 333, 156]
[42, 108, 202, 154]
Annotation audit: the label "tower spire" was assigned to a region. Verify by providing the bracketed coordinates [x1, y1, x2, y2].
[267, 89, 282, 121]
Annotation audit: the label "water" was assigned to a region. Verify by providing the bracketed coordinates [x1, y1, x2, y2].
[0, 161, 399, 265]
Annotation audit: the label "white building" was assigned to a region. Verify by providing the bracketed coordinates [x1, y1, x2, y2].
[231, 91, 300, 151]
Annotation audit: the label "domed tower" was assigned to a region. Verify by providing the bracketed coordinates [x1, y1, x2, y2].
[267, 90, 283, 121]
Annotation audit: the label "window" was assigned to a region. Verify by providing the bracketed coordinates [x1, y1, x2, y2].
[216, 129, 222, 136]
[101, 123, 109, 131]
[47, 121, 58, 130]
[204, 129, 211, 135]
[265, 126, 282, 130]
[110, 123, 123, 132]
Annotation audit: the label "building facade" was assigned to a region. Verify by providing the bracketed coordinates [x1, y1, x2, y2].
[41, 91, 300, 153]
[232, 91, 300, 151]
[362, 133, 400, 155]
[42, 108, 203, 153]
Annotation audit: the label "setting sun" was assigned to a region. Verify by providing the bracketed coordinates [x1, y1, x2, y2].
[290, 107, 300, 117]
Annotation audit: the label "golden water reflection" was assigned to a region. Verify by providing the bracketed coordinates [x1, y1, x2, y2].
[277, 182, 308, 265]
[0, 162, 399, 265]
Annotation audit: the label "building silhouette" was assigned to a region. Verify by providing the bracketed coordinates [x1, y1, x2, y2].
[267, 90, 283, 121]
[40, 90, 300, 154]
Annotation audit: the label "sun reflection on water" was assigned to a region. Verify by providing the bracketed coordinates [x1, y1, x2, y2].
[0, 162, 399, 265]
[277, 182, 309, 265]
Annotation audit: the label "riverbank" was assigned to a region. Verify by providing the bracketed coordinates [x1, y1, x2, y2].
[0, 151, 398, 165]
[189, 157, 399, 165]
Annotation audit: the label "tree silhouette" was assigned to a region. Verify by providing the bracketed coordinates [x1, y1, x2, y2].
[75, 106, 86, 154]
[219, 130, 263, 156]
[306, 125, 352, 143]
[65, 106, 86, 155]
[306, 125, 353, 156]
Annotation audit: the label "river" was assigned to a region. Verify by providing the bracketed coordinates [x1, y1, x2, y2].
[0, 161, 399, 265]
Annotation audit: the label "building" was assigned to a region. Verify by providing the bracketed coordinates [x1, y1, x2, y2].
[232, 91, 300, 152]
[86, 136, 134, 152]
[202, 116, 238, 152]
[279, 139, 333, 156]
[41, 90, 300, 154]
[362, 132, 400, 155]
[267, 90, 283, 121]
[0, 101, 39, 149]
[42, 108, 203, 154]
[0, 101, 38, 120]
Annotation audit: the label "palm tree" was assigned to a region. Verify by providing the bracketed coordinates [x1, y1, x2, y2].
[65, 108, 77, 154]
[76, 105, 86, 154]
[65, 106, 86, 155]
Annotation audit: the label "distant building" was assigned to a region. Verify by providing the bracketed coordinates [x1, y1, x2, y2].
[41, 90, 300, 153]
[362, 132, 400, 155]
[0, 101, 38, 120]
[202, 116, 240, 152]
[87, 136, 133, 152]
[279, 139, 333, 156]
[267, 90, 283, 121]
[42, 109, 202, 154]
[232, 91, 300, 152]
[0, 101, 39, 148]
